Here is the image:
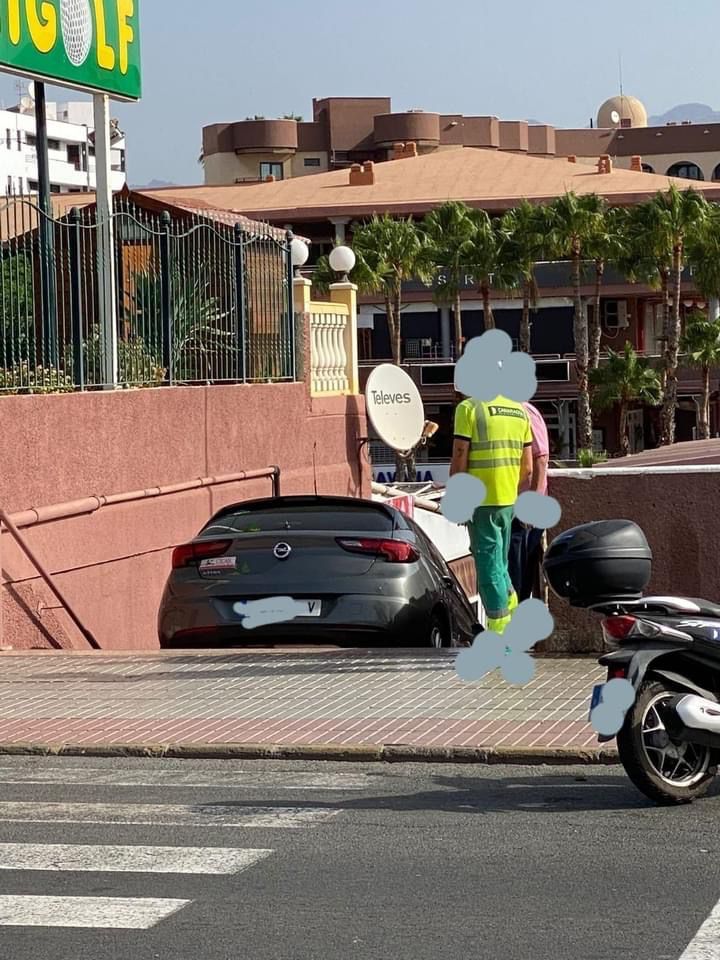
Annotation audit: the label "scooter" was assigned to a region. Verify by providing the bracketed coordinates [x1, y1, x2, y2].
[543, 520, 720, 806]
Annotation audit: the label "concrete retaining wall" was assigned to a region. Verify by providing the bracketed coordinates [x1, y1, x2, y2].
[0, 385, 369, 650]
[540, 467, 720, 654]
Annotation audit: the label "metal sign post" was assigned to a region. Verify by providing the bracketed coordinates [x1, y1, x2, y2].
[93, 93, 118, 388]
[33, 80, 57, 368]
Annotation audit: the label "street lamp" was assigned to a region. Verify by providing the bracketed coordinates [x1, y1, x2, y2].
[291, 238, 309, 276]
[329, 244, 356, 282]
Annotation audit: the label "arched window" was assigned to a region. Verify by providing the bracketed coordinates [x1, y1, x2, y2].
[713, 163, 720, 181]
[666, 161, 705, 181]
[641, 163, 654, 173]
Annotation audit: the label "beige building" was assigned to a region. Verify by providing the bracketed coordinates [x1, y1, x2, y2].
[202, 94, 720, 187]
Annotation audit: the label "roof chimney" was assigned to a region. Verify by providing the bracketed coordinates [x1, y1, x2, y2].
[630, 155, 643, 172]
[264, 175, 275, 182]
[567, 154, 577, 163]
[391, 141, 418, 160]
[349, 161, 375, 186]
[597, 154, 613, 174]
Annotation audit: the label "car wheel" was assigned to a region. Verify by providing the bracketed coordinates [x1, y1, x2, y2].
[426, 611, 451, 649]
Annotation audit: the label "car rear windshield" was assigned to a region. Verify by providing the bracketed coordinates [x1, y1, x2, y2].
[202, 504, 395, 536]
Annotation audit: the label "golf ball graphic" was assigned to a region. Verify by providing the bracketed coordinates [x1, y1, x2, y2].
[60, 0, 93, 67]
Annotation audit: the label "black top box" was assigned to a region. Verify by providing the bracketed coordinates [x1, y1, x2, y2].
[543, 519, 653, 608]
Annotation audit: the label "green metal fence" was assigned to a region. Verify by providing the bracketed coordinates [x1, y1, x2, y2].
[0, 194, 296, 394]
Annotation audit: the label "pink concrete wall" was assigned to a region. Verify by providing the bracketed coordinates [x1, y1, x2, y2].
[0, 385, 369, 650]
[541, 471, 720, 654]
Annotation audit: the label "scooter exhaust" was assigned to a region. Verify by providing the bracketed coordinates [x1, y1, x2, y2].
[664, 694, 720, 750]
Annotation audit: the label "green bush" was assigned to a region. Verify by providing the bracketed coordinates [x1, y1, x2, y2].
[0, 362, 74, 395]
[577, 448, 609, 467]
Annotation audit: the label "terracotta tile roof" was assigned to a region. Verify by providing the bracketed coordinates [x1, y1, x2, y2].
[0, 191, 288, 244]
[140, 147, 720, 223]
[602, 439, 720, 468]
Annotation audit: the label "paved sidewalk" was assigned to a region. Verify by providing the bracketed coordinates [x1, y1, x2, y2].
[0, 649, 616, 763]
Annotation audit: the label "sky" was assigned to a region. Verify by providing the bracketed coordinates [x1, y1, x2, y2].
[0, 0, 718, 187]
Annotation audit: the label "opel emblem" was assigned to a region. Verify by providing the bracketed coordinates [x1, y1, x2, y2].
[273, 542, 292, 560]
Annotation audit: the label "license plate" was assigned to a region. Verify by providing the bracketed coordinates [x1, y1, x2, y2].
[295, 600, 322, 618]
[233, 599, 322, 619]
[588, 683, 604, 721]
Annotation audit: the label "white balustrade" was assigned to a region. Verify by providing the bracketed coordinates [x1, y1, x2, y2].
[310, 309, 350, 395]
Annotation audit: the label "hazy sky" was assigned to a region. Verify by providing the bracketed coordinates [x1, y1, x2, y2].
[0, 0, 718, 186]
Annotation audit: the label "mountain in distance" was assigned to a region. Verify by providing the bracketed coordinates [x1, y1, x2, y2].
[131, 178, 178, 189]
[649, 103, 720, 125]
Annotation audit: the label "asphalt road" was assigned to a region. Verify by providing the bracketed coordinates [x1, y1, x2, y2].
[0, 757, 717, 960]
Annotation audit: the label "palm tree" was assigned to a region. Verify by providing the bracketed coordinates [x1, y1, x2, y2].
[589, 340, 662, 457]
[499, 201, 547, 353]
[622, 187, 708, 446]
[419, 200, 477, 358]
[465, 209, 517, 332]
[545, 192, 605, 454]
[584, 203, 624, 369]
[680, 310, 720, 439]
[348, 214, 429, 364]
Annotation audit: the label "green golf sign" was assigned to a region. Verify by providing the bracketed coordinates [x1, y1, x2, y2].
[0, 0, 141, 101]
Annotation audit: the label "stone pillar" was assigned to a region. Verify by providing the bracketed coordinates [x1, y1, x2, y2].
[293, 277, 312, 386]
[329, 217, 351, 244]
[440, 307, 451, 359]
[330, 282, 359, 395]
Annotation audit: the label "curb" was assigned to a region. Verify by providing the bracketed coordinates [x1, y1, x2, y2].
[0, 741, 620, 765]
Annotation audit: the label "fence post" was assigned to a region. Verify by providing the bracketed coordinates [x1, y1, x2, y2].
[69, 208, 84, 390]
[233, 223, 246, 382]
[160, 211, 173, 385]
[285, 230, 296, 380]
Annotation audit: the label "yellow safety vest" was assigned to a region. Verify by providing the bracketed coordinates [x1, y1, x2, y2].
[454, 396, 533, 507]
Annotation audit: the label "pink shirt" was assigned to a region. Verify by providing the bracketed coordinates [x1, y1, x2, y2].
[520, 402, 550, 496]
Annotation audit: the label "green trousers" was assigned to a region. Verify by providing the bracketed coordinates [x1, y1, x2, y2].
[467, 505, 518, 635]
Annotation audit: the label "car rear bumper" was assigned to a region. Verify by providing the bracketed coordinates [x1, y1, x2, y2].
[158, 593, 429, 648]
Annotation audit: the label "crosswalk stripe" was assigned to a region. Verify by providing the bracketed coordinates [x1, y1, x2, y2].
[0, 801, 339, 828]
[678, 897, 720, 958]
[0, 895, 190, 929]
[0, 843, 273, 875]
[0, 767, 374, 790]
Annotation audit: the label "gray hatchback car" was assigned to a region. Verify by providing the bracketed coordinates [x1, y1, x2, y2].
[158, 494, 478, 648]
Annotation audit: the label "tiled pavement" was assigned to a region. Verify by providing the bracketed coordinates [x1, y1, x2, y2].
[0, 650, 614, 758]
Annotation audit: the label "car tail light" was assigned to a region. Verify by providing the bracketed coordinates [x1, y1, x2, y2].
[172, 539, 233, 570]
[336, 537, 419, 563]
[607, 665, 628, 680]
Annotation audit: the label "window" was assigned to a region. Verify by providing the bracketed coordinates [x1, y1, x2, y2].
[16, 130, 21, 150]
[5, 129, 10, 149]
[67, 144, 81, 169]
[47, 139, 61, 151]
[26, 134, 36, 147]
[713, 163, 720, 182]
[49, 184, 61, 193]
[303, 157, 321, 167]
[641, 163, 654, 173]
[667, 161, 704, 181]
[259, 162, 283, 180]
[28, 180, 39, 192]
[6, 176, 12, 194]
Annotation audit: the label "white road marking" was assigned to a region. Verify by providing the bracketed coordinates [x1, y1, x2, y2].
[0, 801, 339, 828]
[0, 767, 373, 790]
[678, 898, 720, 959]
[0, 896, 189, 929]
[0, 843, 273, 875]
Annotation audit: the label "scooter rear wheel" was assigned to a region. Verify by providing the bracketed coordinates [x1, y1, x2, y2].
[617, 679, 718, 805]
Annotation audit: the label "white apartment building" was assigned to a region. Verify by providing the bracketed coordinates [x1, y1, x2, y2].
[0, 99, 126, 197]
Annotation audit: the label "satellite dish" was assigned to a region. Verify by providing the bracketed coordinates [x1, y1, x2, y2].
[610, 110, 621, 124]
[365, 364, 425, 453]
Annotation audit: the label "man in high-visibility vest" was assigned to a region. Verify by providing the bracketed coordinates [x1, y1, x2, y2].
[450, 396, 533, 635]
